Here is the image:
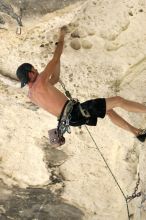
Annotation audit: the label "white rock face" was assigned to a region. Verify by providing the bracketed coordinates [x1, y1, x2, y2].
[70, 39, 81, 50]
[81, 39, 92, 49]
[0, 0, 146, 219]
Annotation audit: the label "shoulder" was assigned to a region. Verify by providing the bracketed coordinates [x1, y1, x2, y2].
[37, 73, 54, 87]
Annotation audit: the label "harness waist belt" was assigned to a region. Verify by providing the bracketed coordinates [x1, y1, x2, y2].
[58, 99, 77, 122]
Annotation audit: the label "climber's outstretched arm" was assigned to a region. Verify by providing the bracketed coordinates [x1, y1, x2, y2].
[40, 26, 67, 84]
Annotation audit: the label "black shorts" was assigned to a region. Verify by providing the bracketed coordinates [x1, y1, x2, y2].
[69, 98, 106, 127]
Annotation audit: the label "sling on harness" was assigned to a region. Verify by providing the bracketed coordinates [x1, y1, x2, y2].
[48, 79, 90, 147]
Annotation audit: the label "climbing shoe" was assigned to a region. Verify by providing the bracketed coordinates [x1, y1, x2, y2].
[137, 129, 146, 142]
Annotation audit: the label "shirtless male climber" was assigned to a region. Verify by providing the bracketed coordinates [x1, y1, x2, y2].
[16, 26, 146, 143]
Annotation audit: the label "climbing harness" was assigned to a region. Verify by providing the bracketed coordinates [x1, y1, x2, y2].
[48, 79, 78, 147]
[57, 99, 75, 134]
[59, 79, 91, 118]
[48, 79, 90, 147]
[48, 99, 77, 147]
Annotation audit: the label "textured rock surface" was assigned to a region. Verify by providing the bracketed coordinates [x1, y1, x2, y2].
[0, 0, 146, 219]
[0, 0, 81, 25]
[81, 40, 92, 49]
[70, 39, 81, 50]
[0, 182, 84, 220]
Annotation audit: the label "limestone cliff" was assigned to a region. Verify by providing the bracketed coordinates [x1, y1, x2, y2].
[0, 0, 146, 219]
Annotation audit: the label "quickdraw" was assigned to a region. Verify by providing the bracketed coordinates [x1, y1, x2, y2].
[48, 99, 77, 147]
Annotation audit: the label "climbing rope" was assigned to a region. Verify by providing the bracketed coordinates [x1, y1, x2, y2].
[85, 125, 131, 220]
[59, 79, 142, 220]
[59, 79, 73, 100]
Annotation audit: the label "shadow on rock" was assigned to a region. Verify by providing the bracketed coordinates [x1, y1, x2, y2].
[0, 0, 83, 26]
[0, 184, 84, 220]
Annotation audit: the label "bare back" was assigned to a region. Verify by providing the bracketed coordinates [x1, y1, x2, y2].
[28, 74, 68, 117]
